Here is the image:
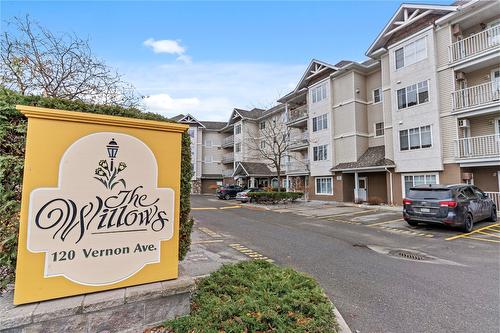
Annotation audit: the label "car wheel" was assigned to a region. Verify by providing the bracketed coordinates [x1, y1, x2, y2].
[462, 214, 473, 233]
[406, 220, 418, 227]
[224, 194, 230, 200]
[488, 207, 497, 222]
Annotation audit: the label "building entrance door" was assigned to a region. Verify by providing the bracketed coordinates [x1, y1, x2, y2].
[358, 177, 368, 202]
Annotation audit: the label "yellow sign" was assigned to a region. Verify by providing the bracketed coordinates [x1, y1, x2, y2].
[14, 106, 188, 305]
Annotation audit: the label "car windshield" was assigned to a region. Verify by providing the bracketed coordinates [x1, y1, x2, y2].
[408, 189, 452, 200]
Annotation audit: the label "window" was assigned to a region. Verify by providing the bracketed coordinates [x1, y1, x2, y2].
[373, 88, 382, 103]
[260, 141, 266, 149]
[312, 114, 328, 132]
[315, 177, 333, 195]
[395, 48, 404, 69]
[375, 122, 384, 137]
[235, 142, 241, 152]
[311, 83, 327, 103]
[235, 124, 241, 135]
[403, 173, 438, 196]
[397, 80, 429, 110]
[260, 121, 266, 130]
[399, 125, 432, 151]
[395, 37, 427, 69]
[204, 156, 213, 163]
[204, 139, 212, 147]
[313, 145, 328, 161]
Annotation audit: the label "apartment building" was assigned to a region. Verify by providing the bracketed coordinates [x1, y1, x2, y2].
[173, 0, 499, 206]
[171, 114, 226, 194]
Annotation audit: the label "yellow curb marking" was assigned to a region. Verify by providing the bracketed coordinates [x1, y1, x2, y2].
[228, 243, 274, 263]
[445, 223, 500, 241]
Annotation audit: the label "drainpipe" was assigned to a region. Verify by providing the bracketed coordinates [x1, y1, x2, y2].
[385, 166, 394, 206]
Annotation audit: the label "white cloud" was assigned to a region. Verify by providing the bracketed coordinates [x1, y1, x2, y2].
[176, 54, 192, 64]
[143, 38, 186, 55]
[118, 61, 306, 121]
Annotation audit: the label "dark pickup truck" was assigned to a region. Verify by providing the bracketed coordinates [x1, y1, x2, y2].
[216, 185, 244, 200]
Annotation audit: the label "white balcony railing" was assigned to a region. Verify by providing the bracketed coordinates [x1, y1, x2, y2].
[449, 25, 500, 63]
[222, 153, 234, 164]
[452, 82, 500, 111]
[287, 159, 309, 173]
[222, 135, 234, 148]
[287, 105, 308, 123]
[289, 132, 309, 150]
[454, 134, 500, 159]
[222, 169, 234, 177]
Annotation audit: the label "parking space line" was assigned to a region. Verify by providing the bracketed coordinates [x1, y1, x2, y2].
[191, 239, 224, 244]
[219, 205, 241, 210]
[476, 231, 500, 239]
[368, 219, 404, 227]
[445, 223, 500, 241]
[463, 236, 500, 243]
[322, 209, 379, 218]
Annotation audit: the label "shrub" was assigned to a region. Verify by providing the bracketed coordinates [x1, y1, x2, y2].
[0, 88, 193, 289]
[248, 191, 303, 204]
[164, 260, 338, 333]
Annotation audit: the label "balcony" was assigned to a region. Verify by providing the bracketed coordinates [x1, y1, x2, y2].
[289, 133, 309, 151]
[222, 153, 234, 164]
[454, 134, 500, 161]
[221, 135, 234, 148]
[286, 159, 309, 174]
[449, 25, 500, 64]
[287, 105, 308, 127]
[452, 82, 500, 112]
[222, 169, 234, 177]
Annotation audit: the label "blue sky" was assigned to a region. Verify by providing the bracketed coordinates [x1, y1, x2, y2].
[1, 0, 450, 120]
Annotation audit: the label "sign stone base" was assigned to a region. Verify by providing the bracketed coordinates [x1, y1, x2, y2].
[0, 273, 194, 333]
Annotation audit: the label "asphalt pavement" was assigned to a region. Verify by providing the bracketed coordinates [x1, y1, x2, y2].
[188, 195, 500, 333]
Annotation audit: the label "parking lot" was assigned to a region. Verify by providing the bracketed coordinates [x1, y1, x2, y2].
[189, 194, 500, 332]
[254, 200, 500, 245]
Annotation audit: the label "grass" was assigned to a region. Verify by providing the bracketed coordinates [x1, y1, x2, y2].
[164, 260, 338, 333]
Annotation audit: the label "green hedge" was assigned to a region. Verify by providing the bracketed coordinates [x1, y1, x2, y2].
[164, 260, 338, 332]
[248, 191, 304, 204]
[0, 89, 193, 289]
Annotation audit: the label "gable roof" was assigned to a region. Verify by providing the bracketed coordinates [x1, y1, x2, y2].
[172, 113, 206, 128]
[294, 59, 338, 92]
[366, 3, 457, 57]
[233, 162, 275, 177]
[200, 121, 227, 130]
[331, 146, 395, 171]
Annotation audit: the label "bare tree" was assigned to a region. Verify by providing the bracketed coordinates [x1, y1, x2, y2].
[246, 112, 291, 192]
[0, 16, 141, 107]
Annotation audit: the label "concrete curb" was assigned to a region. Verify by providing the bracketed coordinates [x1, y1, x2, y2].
[333, 305, 352, 333]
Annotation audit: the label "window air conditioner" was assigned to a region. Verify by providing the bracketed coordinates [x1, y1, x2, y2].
[455, 72, 466, 80]
[458, 119, 470, 128]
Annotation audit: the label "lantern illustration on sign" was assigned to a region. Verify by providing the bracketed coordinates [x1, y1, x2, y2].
[106, 139, 119, 171]
[94, 138, 127, 189]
